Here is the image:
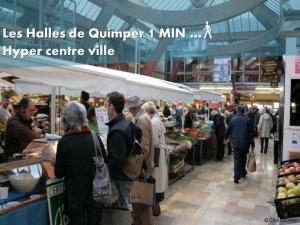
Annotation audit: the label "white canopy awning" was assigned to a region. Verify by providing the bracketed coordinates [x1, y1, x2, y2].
[0, 50, 194, 102]
[14, 79, 106, 97]
[0, 78, 14, 90]
[161, 81, 226, 102]
[194, 90, 226, 102]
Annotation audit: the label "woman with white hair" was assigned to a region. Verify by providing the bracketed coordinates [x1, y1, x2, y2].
[55, 101, 107, 225]
[143, 102, 168, 216]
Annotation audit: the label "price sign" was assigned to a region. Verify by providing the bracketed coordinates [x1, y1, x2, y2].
[47, 179, 69, 225]
[95, 107, 109, 139]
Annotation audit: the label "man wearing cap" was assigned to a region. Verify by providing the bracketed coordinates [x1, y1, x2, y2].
[127, 96, 154, 225]
[127, 96, 154, 174]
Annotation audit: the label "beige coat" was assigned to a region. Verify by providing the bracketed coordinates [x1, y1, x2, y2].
[258, 113, 273, 138]
[135, 110, 155, 172]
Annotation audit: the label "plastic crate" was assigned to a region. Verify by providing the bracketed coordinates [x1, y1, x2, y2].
[274, 195, 300, 219]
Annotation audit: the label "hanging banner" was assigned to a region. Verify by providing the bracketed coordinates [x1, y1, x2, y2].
[213, 57, 231, 82]
[95, 107, 109, 139]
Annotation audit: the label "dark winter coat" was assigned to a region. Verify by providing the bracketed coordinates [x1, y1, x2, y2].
[5, 112, 36, 158]
[54, 130, 107, 213]
[225, 113, 254, 151]
[106, 114, 139, 181]
[213, 114, 226, 138]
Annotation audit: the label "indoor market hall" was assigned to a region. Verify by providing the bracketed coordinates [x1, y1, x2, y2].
[0, 0, 300, 225]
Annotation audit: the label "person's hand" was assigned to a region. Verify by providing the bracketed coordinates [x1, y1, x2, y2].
[34, 128, 43, 138]
[224, 139, 230, 145]
[41, 146, 56, 165]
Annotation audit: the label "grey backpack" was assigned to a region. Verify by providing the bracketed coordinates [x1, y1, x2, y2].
[91, 132, 118, 206]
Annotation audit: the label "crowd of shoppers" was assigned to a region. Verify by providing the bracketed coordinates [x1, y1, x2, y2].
[0, 89, 282, 224]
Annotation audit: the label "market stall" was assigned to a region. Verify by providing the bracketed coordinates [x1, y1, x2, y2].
[0, 140, 57, 225]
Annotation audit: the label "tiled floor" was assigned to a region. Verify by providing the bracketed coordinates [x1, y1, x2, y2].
[155, 140, 278, 225]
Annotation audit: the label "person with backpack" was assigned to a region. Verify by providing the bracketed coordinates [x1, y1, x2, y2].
[105, 91, 137, 210]
[54, 101, 107, 225]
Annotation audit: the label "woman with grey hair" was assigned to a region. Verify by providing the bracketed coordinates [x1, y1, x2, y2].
[55, 101, 107, 225]
[143, 101, 168, 216]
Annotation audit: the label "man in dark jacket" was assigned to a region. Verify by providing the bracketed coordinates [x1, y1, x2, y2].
[211, 110, 226, 161]
[225, 105, 255, 183]
[226, 107, 236, 155]
[248, 106, 260, 138]
[5, 98, 38, 159]
[80, 90, 91, 111]
[105, 91, 134, 209]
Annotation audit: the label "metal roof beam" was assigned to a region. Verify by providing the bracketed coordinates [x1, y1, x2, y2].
[212, 31, 263, 41]
[111, 0, 268, 27]
[207, 24, 280, 56]
[252, 4, 279, 29]
[189, 0, 209, 8]
[142, 38, 173, 75]
[79, 1, 115, 63]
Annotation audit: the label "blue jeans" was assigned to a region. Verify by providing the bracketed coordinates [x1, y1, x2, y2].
[234, 149, 247, 180]
[114, 181, 133, 210]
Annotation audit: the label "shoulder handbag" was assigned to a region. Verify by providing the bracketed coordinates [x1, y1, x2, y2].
[130, 176, 155, 207]
[247, 148, 257, 172]
[91, 131, 118, 206]
[123, 123, 144, 180]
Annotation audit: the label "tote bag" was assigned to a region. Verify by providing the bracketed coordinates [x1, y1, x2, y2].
[247, 149, 257, 172]
[130, 176, 155, 207]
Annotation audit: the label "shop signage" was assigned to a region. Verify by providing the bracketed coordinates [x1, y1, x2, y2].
[296, 57, 300, 74]
[263, 60, 277, 76]
[95, 107, 109, 139]
[47, 179, 69, 225]
[270, 80, 279, 88]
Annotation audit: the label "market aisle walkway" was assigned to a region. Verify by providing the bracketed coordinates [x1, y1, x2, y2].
[155, 140, 278, 225]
